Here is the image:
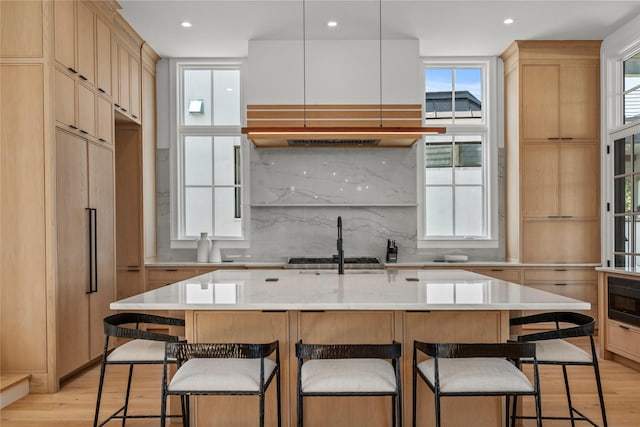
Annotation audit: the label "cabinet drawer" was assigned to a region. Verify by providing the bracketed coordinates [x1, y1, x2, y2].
[607, 321, 640, 363]
[522, 220, 599, 263]
[523, 282, 596, 304]
[469, 268, 521, 283]
[146, 268, 198, 282]
[523, 268, 596, 282]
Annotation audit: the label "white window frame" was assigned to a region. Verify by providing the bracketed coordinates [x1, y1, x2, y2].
[418, 57, 499, 248]
[169, 59, 250, 249]
[603, 31, 640, 266]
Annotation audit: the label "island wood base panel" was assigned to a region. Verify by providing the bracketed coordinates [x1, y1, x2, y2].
[183, 309, 510, 427]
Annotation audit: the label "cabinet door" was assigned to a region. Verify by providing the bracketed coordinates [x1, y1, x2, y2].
[88, 142, 116, 359]
[55, 129, 90, 378]
[117, 44, 130, 112]
[521, 64, 559, 140]
[55, 68, 76, 128]
[559, 65, 599, 140]
[405, 311, 505, 427]
[77, 83, 96, 137]
[97, 95, 113, 144]
[522, 219, 600, 263]
[53, 0, 76, 71]
[559, 142, 599, 218]
[521, 143, 559, 217]
[192, 311, 290, 427]
[96, 15, 111, 96]
[129, 54, 141, 120]
[115, 126, 142, 268]
[142, 65, 157, 259]
[76, 1, 95, 85]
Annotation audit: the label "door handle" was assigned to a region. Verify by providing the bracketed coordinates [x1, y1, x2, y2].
[86, 208, 98, 294]
[86, 208, 94, 294]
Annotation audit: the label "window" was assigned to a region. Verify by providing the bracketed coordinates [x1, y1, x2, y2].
[613, 132, 640, 268]
[172, 63, 244, 244]
[420, 61, 497, 246]
[624, 52, 640, 124]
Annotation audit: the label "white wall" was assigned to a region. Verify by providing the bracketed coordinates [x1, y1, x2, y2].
[247, 39, 421, 104]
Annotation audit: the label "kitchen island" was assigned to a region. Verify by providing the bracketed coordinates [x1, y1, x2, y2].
[111, 269, 590, 427]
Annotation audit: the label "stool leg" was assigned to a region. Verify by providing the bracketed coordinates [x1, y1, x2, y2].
[392, 395, 396, 427]
[593, 357, 608, 427]
[412, 367, 417, 427]
[121, 364, 134, 426]
[505, 395, 510, 426]
[93, 358, 108, 427]
[561, 364, 576, 427]
[259, 392, 265, 427]
[297, 393, 303, 427]
[510, 395, 517, 427]
[434, 392, 441, 427]
[276, 367, 282, 427]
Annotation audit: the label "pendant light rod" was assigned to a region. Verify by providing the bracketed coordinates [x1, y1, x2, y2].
[379, 0, 383, 127]
[303, 0, 307, 128]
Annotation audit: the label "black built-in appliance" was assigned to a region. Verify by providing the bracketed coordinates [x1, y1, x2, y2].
[608, 276, 640, 327]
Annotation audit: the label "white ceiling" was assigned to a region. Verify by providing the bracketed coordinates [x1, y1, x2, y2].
[119, 0, 640, 58]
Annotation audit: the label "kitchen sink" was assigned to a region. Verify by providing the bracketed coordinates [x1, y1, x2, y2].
[298, 270, 385, 275]
[286, 256, 383, 269]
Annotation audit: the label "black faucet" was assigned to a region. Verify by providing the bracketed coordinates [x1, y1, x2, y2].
[337, 216, 344, 274]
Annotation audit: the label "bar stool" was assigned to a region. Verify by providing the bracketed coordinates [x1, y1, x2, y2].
[412, 341, 542, 427]
[93, 312, 185, 427]
[510, 312, 608, 426]
[295, 341, 402, 427]
[161, 341, 281, 427]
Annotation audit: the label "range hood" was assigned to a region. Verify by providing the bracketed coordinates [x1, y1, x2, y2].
[242, 105, 446, 147]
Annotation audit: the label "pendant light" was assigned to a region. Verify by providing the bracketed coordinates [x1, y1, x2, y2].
[242, 0, 445, 147]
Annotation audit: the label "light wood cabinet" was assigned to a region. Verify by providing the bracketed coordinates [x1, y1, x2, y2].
[95, 13, 112, 96]
[141, 45, 158, 259]
[53, 0, 97, 85]
[190, 310, 290, 427]
[520, 267, 597, 330]
[501, 40, 601, 263]
[521, 63, 599, 140]
[467, 267, 521, 283]
[112, 28, 141, 122]
[607, 320, 640, 364]
[55, 129, 115, 378]
[2, 0, 152, 392]
[55, 67, 97, 138]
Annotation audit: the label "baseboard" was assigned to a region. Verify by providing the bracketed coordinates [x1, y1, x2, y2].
[0, 374, 31, 409]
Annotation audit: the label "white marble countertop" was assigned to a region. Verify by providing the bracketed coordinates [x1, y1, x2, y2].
[111, 269, 591, 311]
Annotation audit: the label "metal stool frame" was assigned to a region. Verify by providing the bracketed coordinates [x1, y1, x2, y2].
[161, 341, 281, 427]
[93, 312, 185, 427]
[413, 341, 542, 427]
[510, 311, 608, 427]
[295, 341, 403, 427]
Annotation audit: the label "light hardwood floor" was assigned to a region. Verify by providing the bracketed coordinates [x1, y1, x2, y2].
[2, 343, 640, 426]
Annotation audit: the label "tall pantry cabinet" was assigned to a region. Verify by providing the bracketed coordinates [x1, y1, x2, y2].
[1, 0, 157, 392]
[501, 41, 601, 264]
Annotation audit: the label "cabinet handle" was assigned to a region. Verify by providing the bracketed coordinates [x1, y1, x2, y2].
[132, 114, 138, 119]
[79, 74, 88, 81]
[79, 129, 88, 135]
[69, 124, 78, 130]
[619, 324, 630, 330]
[68, 67, 78, 74]
[561, 215, 573, 218]
[561, 137, 574, 140]
[98, 138, 107, 143]
[121, 107, 128, 112]
[490, 269, 504, 272]
[114, 103, 121, 108]
[127, 269, 139, 272]
[165, 269, 178, 272]
[554, 283, 568, 286]
[98, 88, 106, 93]
[85, 208, 98, 294]
[547, 215, 561, 218]
[554, 269, 568, 272]
[547, 137, 562, 140]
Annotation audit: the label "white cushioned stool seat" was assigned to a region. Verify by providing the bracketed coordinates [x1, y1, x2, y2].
[418, 358, 534, 393]
[108, 339, 172, 363]
[301, 358, 397, 393]
[168, 358, 277, 392]
[529, 339, 592, 363]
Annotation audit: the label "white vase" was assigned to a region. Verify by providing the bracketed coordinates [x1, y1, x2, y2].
[196, 232, 210, 263]
[209, 240, 222, 263]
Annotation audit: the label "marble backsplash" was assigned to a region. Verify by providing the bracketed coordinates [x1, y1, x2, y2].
[156, 145, 505, 262]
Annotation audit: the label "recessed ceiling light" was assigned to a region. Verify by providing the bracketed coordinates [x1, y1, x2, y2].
[503, 18, 514, 25]
[327, 21, 338, 28]
[226, 88, 233, 92]
[181, 21, 192, 28]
